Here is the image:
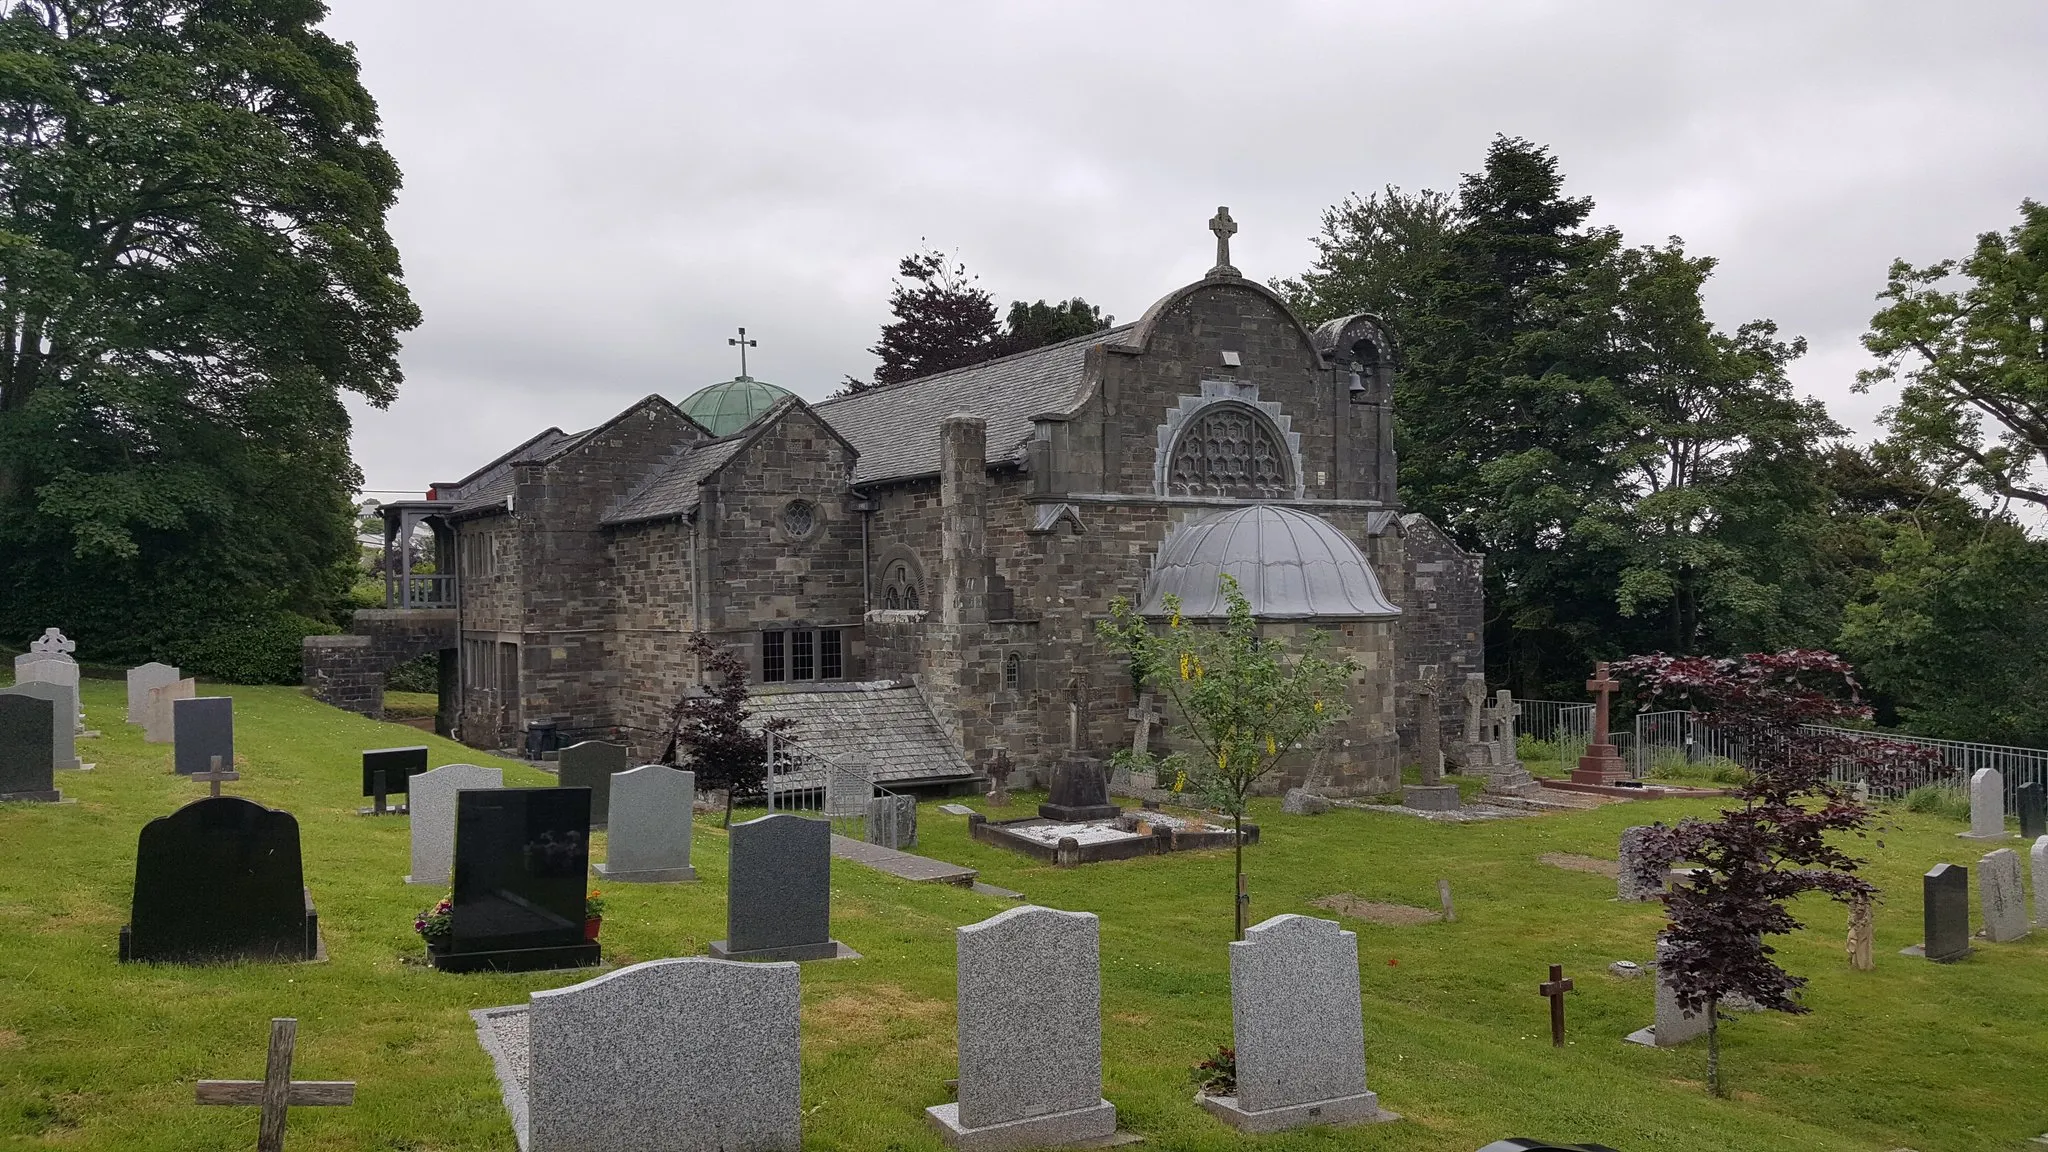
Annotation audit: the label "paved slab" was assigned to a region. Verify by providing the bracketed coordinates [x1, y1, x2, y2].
[830, 833, 977, 887]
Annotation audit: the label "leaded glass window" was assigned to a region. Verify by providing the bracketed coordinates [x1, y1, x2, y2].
[1167, 406, 1291, 498]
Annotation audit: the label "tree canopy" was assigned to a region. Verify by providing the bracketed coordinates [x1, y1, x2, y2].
[847, 244, 1107, 392]
[0, 0, 418, 669]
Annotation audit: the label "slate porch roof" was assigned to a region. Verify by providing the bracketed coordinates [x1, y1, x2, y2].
[602, 436, 749, 526]
[813, 324, 1132, 486]
[745, 680, 976, 789]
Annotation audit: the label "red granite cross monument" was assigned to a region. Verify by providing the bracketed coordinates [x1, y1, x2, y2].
[1569, 661, 1630, 785]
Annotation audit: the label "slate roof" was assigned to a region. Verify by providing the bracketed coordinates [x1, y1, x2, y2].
[813, 325, 1132, 486]
[746, 680, 976, 789]
[431, 426, 583, 513]
[602, 437, 748, 526]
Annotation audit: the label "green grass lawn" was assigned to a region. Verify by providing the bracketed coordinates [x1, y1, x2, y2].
[2, 680, 2042, 1150]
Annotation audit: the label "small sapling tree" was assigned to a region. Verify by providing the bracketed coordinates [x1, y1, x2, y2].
[663, 635, 793, 827]
[1100, 575, 1355, 940]
[1613, 649, 1940, 1095]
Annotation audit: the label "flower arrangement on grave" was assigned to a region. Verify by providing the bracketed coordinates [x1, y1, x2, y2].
[413, 897, 452, 948]
[584, 889, 606, 941]
[1190, 1044, 1236, 1096]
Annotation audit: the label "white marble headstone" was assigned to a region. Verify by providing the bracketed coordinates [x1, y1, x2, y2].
[596, 766, 695, 882]
[144, 678, 196, 744]
[126, 663, 180, 725]
[1964, 768, 2009, 839]
[1979, 848, 2028, 942]
[527, 957, 800, 1152]
[1212, 915, 1389, 1130]
[407, 763, 503, 885]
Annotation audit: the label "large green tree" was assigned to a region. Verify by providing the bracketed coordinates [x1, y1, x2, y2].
[0, 0, 418, 670]
[1858, 199, 2048, 513]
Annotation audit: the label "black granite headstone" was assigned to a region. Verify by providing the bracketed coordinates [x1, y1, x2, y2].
[555, 740, 628, 827]
[2017, 781, 2045, 841]
[710, 813, 843, 961]
[172, 696, 233, 776]
[0, 694, 60, 803]
[1038, 754, 1121, 822]
[435, 787, 598, 972]
[120, 796, 317, 963]
[361, 746, 430, 814]
[1920, 862, 1972, 962]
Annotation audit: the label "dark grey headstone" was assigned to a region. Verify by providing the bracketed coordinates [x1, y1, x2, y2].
[0, 681, 78, 771]
[1921, 863, 1972, 962]
[0, 694, 60, 802]
[1039, 755, 1120, 822]
[362, 746, 431, 797]
[557, 740, 628, 827]
[120, 796, 316, 963]
[448, 787, 594, 961]
[713, 813, 837, 961]
[2017, 781, 2045, 841]
[172, 697, 233, 777]
[867, 794, 917, 849]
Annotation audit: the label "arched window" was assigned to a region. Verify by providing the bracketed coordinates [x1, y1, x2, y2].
[1167, 405, 1292, 498]
[1003, 651, 1022, 690]
[881, 559, 922, 611]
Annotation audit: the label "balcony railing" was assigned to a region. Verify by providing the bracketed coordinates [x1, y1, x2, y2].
[387, 573, 456, 609]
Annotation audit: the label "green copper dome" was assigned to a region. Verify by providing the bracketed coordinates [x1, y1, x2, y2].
[678, 376, 793, 437]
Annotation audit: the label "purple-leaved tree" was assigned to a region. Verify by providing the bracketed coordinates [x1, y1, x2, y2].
[662, 635, 794, 828]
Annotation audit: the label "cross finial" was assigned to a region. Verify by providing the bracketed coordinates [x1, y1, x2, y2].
[727, 326, 758, 378]
[1207, 206, 1239, 278]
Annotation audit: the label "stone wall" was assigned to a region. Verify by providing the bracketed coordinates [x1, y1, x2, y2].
[609, 518, 696, 760]
[1393, 513, 1485, 764]
[302, 609, 458, 723]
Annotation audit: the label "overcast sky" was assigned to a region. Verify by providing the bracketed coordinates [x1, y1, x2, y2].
[323, 0, 2048, 500]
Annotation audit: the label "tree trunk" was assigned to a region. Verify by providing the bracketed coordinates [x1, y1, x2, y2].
[1706, 999, 1722, 1097]
[723, 786, 734, 830]
[1233, 805, 1246, 941]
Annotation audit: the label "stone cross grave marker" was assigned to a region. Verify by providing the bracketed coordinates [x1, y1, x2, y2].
[1962, 767, 2009, 839]
[984, 749, 1012, 806]
[1846, 896, 1874, 971]
[1490, 690, 1522, 767]
[1539, 964, 1574, 1047]
[405, 763, 502, 885]
[145, 678, 196, 744]
[1200, 914, 1393, 1133]
[127, 662, 181, 725]
[173, 697, 233, 777]
[194, 755, 241, 798]
[1403, 666, 1460, 811]
[2033, 837, 2048, 927]
[526, 957, 800, 1152]
[556, 740, 628, 827]
[1626, 937, 1711, 1047]
[0, 681, 81, 771]
[1980, 848, 2028, 942]
[1461, 673, 1487, 748]
[709, 813, 848, 962]
[25, 627, 75, 658]
[595, 766, 697, 882]
[1128, 692, 1162, 758]
[360, 746, 429, 816]
[927, 904, 1117, 1148]
[195, 1018, 353, 1152]
[0, 693, 61, 803]
[1905, 862, 1972, 962]
[1571, 661, 1630, 785]
[2017, 781, 2045, 841]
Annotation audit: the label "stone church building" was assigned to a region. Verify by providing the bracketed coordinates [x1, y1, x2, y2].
[306, 215, 1483, 795]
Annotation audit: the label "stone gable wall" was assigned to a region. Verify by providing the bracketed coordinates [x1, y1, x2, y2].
[609, 518, 696, 760]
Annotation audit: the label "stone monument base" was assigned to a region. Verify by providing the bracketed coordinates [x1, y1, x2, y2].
[0, 788, 61, 804]
[926, 1098, 1118, 1150]
[1957, 830, 2014, 840]
[708, 938, 859, 963]
[1196, 1090, 1395, 1134]
[1484, 770, 1542, 796]
[1571, 743, 1629, 785]
[428, 940, 600, 974]
[593, 861, 697, 883]
[1402, 784, 1461, 811]
[1900, 942, 1974, 962]
[1624, 1025, 1694, 1048]
[1039, 801, 1123, 822]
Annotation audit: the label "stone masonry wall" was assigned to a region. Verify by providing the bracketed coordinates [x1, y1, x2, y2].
[608, 518, 695, 760]
[1393, 513, 1485, 765]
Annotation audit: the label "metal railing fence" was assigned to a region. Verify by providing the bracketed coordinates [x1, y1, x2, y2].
[762, 732, 904, 841]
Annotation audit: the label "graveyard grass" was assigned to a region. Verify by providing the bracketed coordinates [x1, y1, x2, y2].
[1, 682, 2042, 1151]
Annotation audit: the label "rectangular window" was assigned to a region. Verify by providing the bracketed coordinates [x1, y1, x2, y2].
[762, 631, 785, 683]
[820, 630, 843, 680]
[791, 629, 815, 681]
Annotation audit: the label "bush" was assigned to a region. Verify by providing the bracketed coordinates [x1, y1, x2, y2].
[386, 653, 438, 693]
[179, 610, 337, 685]
[1902, 783, 1972, 823]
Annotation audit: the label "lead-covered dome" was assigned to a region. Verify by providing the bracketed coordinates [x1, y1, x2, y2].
[679, 376, 793, 437]
[1138, 505, 1400, 620]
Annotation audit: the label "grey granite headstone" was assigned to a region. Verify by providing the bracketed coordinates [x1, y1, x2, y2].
[1980, 848, 2028, 942]
[2034, 837, 2048, 927]
[1908, 863, 1972, 962]
[126, 663, 180, 725]
[595, 766, 696, 882]
[407, 763, 503, 885]
[1201, 914, 1393, 1132]
[1962, 768, 2009, 839]
[1626, 937, 1711, 1047]
[2018, 781, 2045, 841]
[172, 697, 233, 776]
[556, 740, 628, 828]
[866, 794, 917, 849]
[527, 957, 801, 1152]
[709, 813, 847, 962]
[927, 905, 1116, 1148]
[144, 678, 195, 744]
[0, 681, 81, 771]
[0, 694, 60, 802]
[1616, 825, 1663, 901]
[15, 656, 84, 734]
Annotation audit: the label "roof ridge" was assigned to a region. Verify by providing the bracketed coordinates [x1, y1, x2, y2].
[814, 323, 1133, 409]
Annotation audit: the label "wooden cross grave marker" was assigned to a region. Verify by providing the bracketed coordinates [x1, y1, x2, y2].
[196, 1018, 354, 1151]
[194, 754, 240, 798]
[1538, 964, 1574, 1048]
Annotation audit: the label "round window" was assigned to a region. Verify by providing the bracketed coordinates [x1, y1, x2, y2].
[782, 500, 815, 537]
